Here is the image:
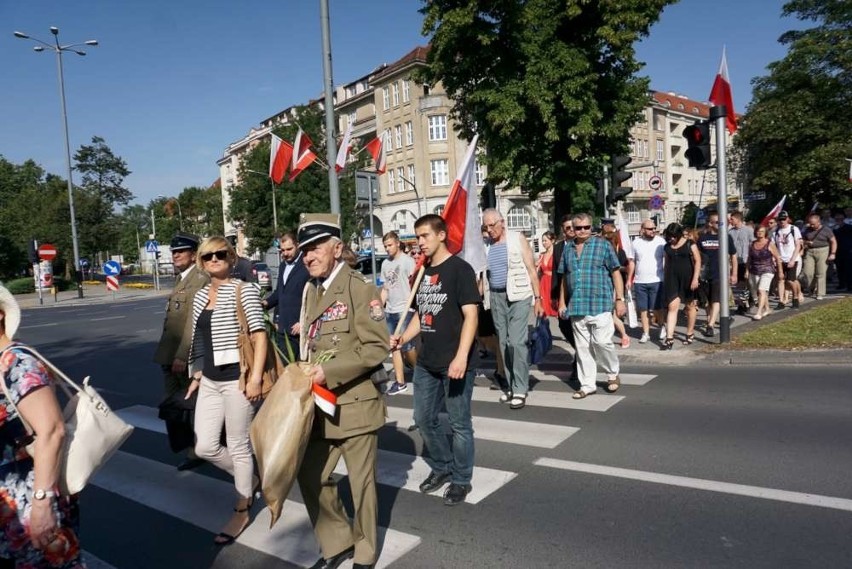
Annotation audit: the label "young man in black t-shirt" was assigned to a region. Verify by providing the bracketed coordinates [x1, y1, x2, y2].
[391, 214, 479, 506]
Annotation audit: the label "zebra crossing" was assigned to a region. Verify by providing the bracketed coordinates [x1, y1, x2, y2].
[84, 367, 657, 568]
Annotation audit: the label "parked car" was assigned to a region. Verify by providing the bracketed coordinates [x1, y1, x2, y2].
[252, 262, 272, 289]
[354, 254, 388, 286]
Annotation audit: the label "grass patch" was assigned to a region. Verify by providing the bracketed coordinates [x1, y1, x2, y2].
[732, 297, 852, 350]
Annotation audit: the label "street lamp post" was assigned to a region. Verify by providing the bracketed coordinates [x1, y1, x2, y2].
[398, 175, 424, 217]
[158, 195, 183, 230]
[245, 169, 278, 237]
[14, 27, 98, 299]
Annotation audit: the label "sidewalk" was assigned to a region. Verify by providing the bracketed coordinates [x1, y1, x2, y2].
[16, 281, 171, 309]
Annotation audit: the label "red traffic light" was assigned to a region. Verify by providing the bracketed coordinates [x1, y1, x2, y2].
[684, 125, 706, 144]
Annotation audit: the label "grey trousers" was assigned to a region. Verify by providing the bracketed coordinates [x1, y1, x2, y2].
[490, 291, 531, 396]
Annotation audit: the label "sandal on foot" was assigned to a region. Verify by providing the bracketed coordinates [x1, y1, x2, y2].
[661, 338, 674, 350]
[572, 390, 595, 399]
[606, 376, 620, 393]
[509, 394, 527, 409]
[681, 334, 694, 345]
[214, 507, 250, 546]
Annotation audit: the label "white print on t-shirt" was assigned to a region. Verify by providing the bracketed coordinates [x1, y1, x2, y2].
[417, 273, 448, 329]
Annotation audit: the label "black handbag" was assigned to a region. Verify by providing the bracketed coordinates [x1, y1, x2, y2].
[158, 388, 197, 453]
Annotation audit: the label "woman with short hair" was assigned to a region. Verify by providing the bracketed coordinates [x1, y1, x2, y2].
[186, 236, 266, 545]
[747, 225, 784, 320]
[662, 223, 702, 349]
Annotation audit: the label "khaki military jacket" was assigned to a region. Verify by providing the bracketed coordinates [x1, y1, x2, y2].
[300, 265, 388, 440]
[153, 266, 209, 366]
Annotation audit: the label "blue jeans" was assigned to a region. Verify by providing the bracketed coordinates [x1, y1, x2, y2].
[385, 311, 415, 352]
[412, 366, 475, 486]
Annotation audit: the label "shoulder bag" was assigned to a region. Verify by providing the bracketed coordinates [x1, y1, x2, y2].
[0, 345, 134, 495]
[235, 283, 285, 398]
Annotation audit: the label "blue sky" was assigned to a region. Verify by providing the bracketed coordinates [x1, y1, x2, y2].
[1, 0, 802, 206]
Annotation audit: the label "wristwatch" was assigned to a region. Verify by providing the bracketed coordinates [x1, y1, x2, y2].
[33, 489, 57, 500]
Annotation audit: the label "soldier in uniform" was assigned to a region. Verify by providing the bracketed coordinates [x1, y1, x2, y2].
[153, 232, 209, 470]
[295, 214, 388, 569]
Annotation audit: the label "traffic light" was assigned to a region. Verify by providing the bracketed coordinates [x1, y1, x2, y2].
[27, 238, 38, 264]
[595, 178, 606, 206]
[480, 182, 496, 209]
[683, 121, 712, 169]
[610, 155, 633, 204]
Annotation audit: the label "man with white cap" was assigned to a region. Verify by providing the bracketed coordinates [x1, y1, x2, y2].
[295, 213, 388, 569]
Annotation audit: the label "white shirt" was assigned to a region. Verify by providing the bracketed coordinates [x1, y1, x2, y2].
[774, 225, 801, 262]
[179, 264, 195, 282]
[281, 253, 302, 286]
[630, 235, 666, 283]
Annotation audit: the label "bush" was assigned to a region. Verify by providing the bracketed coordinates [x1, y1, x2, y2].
[3, 278, 34, 294]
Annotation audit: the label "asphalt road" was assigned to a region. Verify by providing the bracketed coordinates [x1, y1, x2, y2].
[13, 299, 852, 568]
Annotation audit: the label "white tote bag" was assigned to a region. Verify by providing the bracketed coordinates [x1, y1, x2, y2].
[0, 345, 134, 495]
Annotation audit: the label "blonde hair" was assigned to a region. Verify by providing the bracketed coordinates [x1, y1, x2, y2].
[196, 236, 236, 271]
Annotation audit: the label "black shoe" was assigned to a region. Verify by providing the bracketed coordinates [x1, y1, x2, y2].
[353, 564, 374, 569]
[176, 457, 204, 472]
[775, 302, 786, 310]
[792, 299, 800, 308]
[419, 471, 452, 493]
[309, 546, 355, 569]
[443, 483, 472, 506]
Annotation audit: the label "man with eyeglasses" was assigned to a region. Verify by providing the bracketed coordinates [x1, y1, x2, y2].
[626, 220, 666, 343]
[773, 211, 804, 309]
[697, 212, 737, 336]
[557, 212, 626, 399]
[263, 231, 310, 356]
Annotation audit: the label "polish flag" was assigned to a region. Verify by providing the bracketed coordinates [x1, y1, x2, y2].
[312, 383, 337, 417]
[289, 129, 317, 181]
[760, 195, 787, 227]
[364, 133, 387, 174]
[441, 134, 487, 274]
[709, 47, 737, 134]
[335, 121, 354, 173]
[269, 134, 293, 184]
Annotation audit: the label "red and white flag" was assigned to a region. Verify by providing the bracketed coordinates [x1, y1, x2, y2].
[289, 129, 317, 181]
[760, 195, 787, 227]
[269, 134, 293, 184]
[311, 383, 337, 417]
[441, 134, 487, 274]
[709, 47, 737, 134]
[335, 121, 354, 173]
[364, 133, 387, 174]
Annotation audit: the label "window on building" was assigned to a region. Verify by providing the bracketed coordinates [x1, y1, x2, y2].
[392, 82, 400, 107]
[407, 164, 416, 188]
[654, 115, 665, 131]
[402, 79, 410, 103]
[385, 128, 392, 152]
[388, 169, 395, 194]
[405, 121, 413, 146]
[348, 111, 356, 127]
[656, 140, 664, 161]
[428, 115, 448, 141]
[396, 167, 405, 190]
[394, 125, 402, 149]
[382, 87, 390, 111]
[475, 160, 486, 186]
[430, 159, 449, 186]
[391, 210, 416, 234]
[625, 203, 640, 224]
[506, 206, 531, 230]
[345, 85, 355, 98]
[433, 205, 445, 216]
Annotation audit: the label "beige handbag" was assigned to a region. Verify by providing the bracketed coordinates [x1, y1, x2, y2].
[0, 345, 134, 495]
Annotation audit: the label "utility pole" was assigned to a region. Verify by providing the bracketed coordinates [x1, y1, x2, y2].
[320, 0, 340, 214]
[711, 105, 731, 343]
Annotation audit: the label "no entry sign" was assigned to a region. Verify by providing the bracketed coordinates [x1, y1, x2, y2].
[38, 243, 57, 261]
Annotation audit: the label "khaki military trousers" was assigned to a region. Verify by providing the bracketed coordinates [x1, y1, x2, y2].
[298, 431, 379, 565]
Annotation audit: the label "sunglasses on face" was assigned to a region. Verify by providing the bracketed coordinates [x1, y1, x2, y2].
[201, 250, 229, 262]
[574, 225, 592, 231]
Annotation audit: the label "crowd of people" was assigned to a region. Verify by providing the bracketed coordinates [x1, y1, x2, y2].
[1, 203, 849, 568]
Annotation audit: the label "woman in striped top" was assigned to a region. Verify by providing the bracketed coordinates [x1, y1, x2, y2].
[186, 236, 266, 545]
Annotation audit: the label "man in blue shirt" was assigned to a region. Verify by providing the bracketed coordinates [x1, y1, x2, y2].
[557, 212, 627, 398]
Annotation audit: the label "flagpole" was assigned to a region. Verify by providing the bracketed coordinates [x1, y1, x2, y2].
[710, 105, 731, 344]
[271, 178, 279, 237]
[320, 0, 340, 214]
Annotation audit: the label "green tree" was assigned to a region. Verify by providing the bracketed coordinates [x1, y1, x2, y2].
[419, 0, 673, 217]
[732, 0, 852, 216]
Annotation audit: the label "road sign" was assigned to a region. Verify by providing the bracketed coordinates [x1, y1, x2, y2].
[744, 192, 766, 202]
[648, 175, 662, 191]
[649, 194, 665, 210]
[38, 243, 57, 261]
[106, 276, 119, 291]
[103, 260, 122, 276]
[79, 258, 90, 269]
[145, 240, 159, 253]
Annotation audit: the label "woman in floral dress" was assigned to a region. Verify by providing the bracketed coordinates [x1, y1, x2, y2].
[0, 285, 85, 568]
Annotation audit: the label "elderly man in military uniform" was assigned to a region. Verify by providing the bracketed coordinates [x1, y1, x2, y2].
[296, 214, 388, 569]
[153, 232, 209, 470]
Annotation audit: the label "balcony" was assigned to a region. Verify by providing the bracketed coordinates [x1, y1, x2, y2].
[419, 96, 444, 112]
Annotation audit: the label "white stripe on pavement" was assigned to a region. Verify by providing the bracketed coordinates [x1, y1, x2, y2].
[19, 323, 59, 330]
[529, 370, 657, 386]
[90, 316, 126, 321]
[397, 385, 624, 412]
[385, 406, 578, 449]
[118, 405, 517, 503]
[534, 458, 852, 513]
[92, 451, 420, 569]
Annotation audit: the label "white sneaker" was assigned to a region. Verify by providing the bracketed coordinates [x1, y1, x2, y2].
[659, 325, 667, 341]
[639, 333, 650, 344]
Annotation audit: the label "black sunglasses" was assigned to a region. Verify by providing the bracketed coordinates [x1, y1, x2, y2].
[201, 250, 229, 262]
[574, 225, 592, 231]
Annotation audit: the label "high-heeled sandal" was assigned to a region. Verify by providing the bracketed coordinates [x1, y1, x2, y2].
[661, 337, 674, 350]
[214, 503, 251, 546]
[681, 334, 694, 345]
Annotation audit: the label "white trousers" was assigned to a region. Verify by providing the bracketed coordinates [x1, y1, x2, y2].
[194, 377, 256, 498]
[571, 313, 620, 393]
